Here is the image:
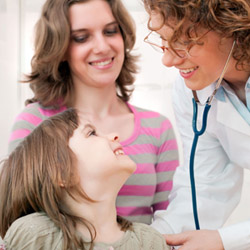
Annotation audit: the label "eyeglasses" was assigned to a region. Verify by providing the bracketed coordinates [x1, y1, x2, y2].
[144, 29, 211, 59]
[144, 31, 191, 58]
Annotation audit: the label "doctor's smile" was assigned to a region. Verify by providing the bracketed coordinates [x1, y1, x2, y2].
[179, 66, 199, 79]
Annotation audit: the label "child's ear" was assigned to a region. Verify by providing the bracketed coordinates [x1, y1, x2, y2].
[59, 180, 66, 188]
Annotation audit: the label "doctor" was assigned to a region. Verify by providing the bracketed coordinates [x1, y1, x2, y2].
[142, 0, 250, 250]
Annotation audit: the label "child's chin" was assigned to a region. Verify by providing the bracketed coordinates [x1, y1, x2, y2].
[128, 161, 137, 174]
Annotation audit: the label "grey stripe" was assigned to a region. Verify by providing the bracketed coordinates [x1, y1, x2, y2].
[24, 105, 46, 117]
[116, 195, 154, 207]
[128, 150, 178, 164]
[153, 191, 171, 203]
[140, 115, 166, 128]
[122, 214, 152, 224]
[159, 128, 178, 142]
[129, 128, 176, 146]
[128, 153, 157, 164]
[122, 170, 176, 186]
[158, 150, 179, 163]
[129, 134, 159, 146]
[124, 173, 157, 186]
[11, 120, 37, 132]
[156, 171, 176, 182]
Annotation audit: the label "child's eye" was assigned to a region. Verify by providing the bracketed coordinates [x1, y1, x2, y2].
[88, 129, 97, 136]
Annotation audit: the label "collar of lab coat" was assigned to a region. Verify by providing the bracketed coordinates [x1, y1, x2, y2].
[193, 82, 217, 105]
[195, 81, 250, 136]
[217, 94, 250, 136]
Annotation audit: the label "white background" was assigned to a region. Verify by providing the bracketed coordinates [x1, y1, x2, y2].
[0, 0, 249, 229]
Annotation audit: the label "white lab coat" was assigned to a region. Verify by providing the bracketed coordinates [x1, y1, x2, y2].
[151, 75, 250, 250]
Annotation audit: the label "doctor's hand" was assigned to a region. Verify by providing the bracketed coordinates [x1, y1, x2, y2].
[164, 229, 224, 250]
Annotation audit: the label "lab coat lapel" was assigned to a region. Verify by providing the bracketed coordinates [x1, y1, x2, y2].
[217, 96, 250, 136]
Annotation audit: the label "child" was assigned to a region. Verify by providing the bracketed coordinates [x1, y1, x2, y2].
[0, 109, 170, 250]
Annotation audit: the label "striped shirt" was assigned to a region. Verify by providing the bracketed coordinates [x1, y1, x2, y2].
[8, 102, 179, 224]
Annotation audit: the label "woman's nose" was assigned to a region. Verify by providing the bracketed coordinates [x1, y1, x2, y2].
[161, 51, 185, 68]
[93, 35, 110, 54]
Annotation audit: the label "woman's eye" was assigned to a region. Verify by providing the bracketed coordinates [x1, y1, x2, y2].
[104, 27, 119, 36]
[72, 35, 88, 43]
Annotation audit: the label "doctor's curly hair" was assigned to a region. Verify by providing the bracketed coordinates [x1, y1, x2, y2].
[143, 0, 250, 71]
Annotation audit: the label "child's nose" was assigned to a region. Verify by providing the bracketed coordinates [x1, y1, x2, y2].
[107, 133, 119, 142]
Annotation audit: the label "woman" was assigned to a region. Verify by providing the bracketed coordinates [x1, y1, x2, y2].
[0, 109, 170, 250]
[142, 0, 250, 249]
[8, 0, 179, 224]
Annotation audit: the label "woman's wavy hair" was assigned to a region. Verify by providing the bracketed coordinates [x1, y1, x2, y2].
[24, 0, 138, 107]
[0, 109, 132, 250]
[143, 0, 250, 71]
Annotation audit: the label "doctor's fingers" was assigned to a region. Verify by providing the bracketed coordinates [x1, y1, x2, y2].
[165, 230, 224, 250]
[165, 232, 189, 247]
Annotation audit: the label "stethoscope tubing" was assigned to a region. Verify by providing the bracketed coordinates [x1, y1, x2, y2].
[189, 40, 235, 230]
[190, 99, 211, 230]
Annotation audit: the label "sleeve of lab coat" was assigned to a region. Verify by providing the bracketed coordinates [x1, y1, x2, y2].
[151, 76, 247, 249]
[219, 220, 250, 250]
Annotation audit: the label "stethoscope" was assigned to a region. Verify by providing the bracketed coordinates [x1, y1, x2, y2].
[190, 40, 236, 230]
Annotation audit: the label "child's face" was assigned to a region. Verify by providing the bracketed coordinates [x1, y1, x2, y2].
[68, 120, 136, 197]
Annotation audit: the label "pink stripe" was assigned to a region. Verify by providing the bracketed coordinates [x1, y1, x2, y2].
[124, 140, 178, 156]
[157, 160, 179, 172]
[158, 139, 178, 153]
[118, 185, 156, 196]
[136, 111, 160, 119]
[127, 103, 160, 119]
[9, 129, 31, 142]
[129, 161, 178, 174]
[15, 113, 43, 126]
[140, 119, 173, 139]
[153, 200, 170, 211]
[157, 181, 173, 192]
[123, 144, 158, 155]
[117, 206, 152, 216]
[133, 163, 155, 174]
[38, 105, 67, 116]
